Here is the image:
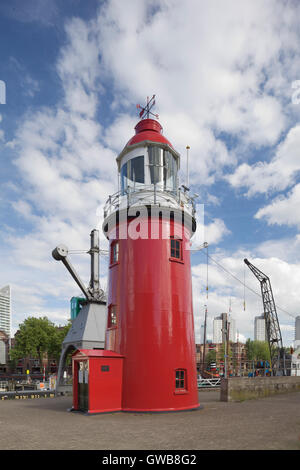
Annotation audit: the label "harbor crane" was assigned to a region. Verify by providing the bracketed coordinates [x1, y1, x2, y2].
[244, 259, 286, 375]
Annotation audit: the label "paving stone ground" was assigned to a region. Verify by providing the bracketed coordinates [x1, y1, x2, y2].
[0, 390, 299, 450]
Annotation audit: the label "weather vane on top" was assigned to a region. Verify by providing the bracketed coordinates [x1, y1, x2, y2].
[136, 95, 159, 120]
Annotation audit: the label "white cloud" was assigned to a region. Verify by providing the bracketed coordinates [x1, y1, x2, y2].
[256, 235, 300, 264]
[162, 114, 235, 186]
[103, 114, 138, 153]
[96, 0, 299, 152]
[227, 124, 300, 196]
[255, 183, 300, 228]
[191, 217, 230, 249]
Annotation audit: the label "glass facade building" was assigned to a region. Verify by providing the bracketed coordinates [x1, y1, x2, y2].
[254, 314, 267, 342]
[0, 285, 11, 338]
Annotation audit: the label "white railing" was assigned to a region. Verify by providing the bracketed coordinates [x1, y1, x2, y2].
[103, 185, 196, 219]
[197, 378, 221, 388]
[0, 381, 7, 391]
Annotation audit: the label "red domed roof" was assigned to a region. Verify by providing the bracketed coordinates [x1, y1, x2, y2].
[125, 119, 173, 148]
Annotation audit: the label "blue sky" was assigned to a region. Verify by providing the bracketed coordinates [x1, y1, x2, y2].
[0, 0, 300, 345]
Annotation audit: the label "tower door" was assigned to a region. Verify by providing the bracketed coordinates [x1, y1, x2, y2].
[78, 360, 89, 412]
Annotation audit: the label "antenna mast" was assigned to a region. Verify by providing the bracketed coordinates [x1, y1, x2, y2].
[186, 145, 190, 189]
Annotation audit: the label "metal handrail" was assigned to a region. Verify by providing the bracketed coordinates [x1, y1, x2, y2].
[103, 185, 196, 218]
[197, 378, 221, 388]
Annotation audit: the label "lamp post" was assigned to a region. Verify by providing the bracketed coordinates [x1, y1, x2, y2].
[202, 305, 207, 375]
[186, 145, 190, 188]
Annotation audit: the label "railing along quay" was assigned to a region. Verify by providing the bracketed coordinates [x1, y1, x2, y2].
[197, 378, 221, 388]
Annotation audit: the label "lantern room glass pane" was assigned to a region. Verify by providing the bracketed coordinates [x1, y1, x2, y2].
[148, 146, 163, 185]
[130, 156, 144, 184]
[163, 151, 177, 192]
[121, 156, 144, 194]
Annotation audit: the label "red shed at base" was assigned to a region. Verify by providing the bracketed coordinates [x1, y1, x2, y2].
[72, 349, 124, 414]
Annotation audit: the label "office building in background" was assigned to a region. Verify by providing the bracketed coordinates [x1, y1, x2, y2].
[213, 313, 236, 344]
[0, 285, 11, 338]
[254, 314, 267, 341]
[295, 315, 300, 348]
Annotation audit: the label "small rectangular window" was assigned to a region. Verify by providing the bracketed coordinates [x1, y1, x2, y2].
[170, 238, 182, 260]
[108, 305, 117, 328]
[111, 241, 119, 264]
[175, 369, 186, 390]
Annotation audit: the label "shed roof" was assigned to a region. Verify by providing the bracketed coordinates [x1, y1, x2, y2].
[72, 349, 124, 358]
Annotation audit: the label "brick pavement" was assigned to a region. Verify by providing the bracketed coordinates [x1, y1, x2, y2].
[0, 390, 299, 450]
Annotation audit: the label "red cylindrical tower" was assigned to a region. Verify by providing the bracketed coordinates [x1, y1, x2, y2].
[103, 115, 199, 412]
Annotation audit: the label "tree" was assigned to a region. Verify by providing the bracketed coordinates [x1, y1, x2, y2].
[48, 321, 72, 363]
[205, 349, 216, 367]
[245, 338, 255, 361]
[255, 340, 271, 361]
[218, 342, 232, 363]
[10, 317, 71, 369]
[245, 339, 270, 362]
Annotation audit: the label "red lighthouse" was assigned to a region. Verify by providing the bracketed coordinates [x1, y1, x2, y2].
[103, 97, 199, 412]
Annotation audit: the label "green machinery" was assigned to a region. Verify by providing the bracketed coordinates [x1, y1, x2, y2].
[70, 297, 86, 321]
